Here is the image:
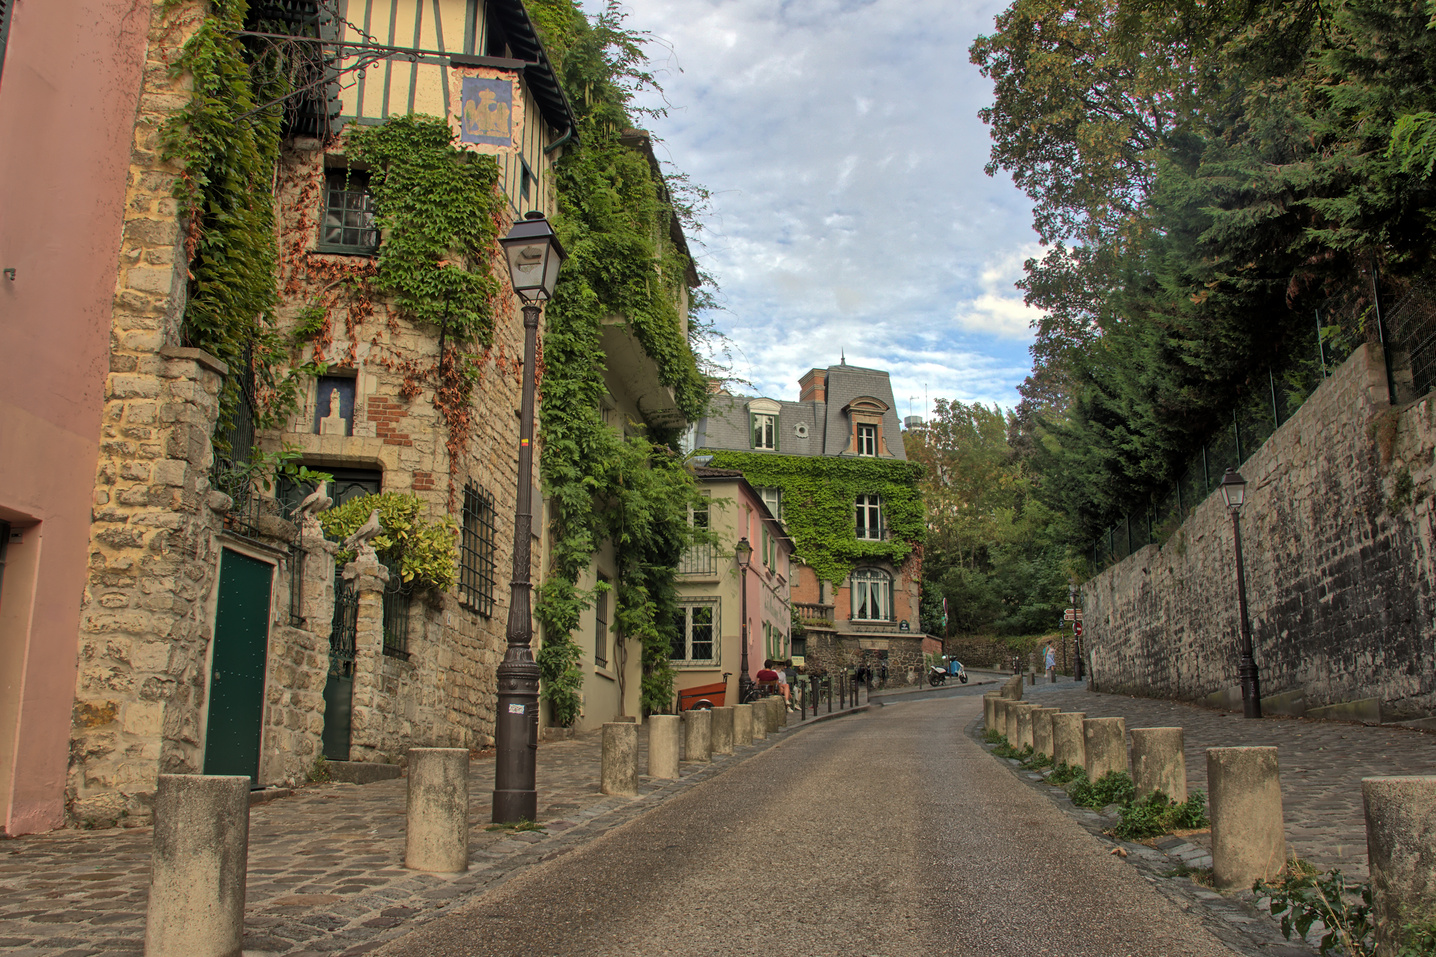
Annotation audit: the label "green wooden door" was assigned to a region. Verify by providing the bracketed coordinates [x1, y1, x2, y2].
[203, 549, 273, 781]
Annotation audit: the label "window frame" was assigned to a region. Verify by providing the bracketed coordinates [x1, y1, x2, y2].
[316, 168, 379, 256]
[758, 486, 782, 521]
[751, 412, 778, 450]
[856, 423, 878, 456]
[459, 483, 497, 617]
[855, 493, 883, 540]
[671, 600, 718, 665]
[850, 568, 894, 622]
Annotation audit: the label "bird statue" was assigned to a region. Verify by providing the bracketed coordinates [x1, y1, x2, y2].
[290, 481, 332, 520]
[342, 508, 385, 562]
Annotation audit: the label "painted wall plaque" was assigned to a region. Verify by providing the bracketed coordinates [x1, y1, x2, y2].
[447, 67, 523, 153]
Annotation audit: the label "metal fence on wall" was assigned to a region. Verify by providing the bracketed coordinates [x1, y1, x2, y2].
[1091, 279, 1436, 571]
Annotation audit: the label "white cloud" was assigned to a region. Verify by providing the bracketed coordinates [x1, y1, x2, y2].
[584, 0, 1043, 408]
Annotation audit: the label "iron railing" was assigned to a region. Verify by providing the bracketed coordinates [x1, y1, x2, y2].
[459, 483, 497, 617]
[381, 555, 412, 659]
[329, 567, 357, 678]
[677, 543, 717, 575]
[1089, 278, 1436, 572]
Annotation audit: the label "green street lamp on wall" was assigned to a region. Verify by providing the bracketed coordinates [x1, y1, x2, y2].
[492, 211, 565, 824]
[1220, 467, 1262, 719]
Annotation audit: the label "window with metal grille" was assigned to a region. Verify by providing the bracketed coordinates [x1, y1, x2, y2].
[594, 574, 610, 667]
[459, 484, 496, 617]
[857, 423, 878, 456]
[856, 494, 882, 540]
[671, 602, 717, 664]
[318, 169, 378, 254]
[850, 568, 892, 621]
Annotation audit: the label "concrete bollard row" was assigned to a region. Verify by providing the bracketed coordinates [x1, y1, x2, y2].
[1015, 703, 1037, 751]
[734, 703, 754, 745]
[1004, 698, 1020, 744]
[1209, 746, 1285, 890]
[752, 701, 768, 741]
[601, 721, 639, 796]
[1131, 727, 1186, 802]
[648, 714, 681, 779]
[984, 693, 1000, 732]
[711, 706, 736, 755]
[144, 774, 250, 957]
[1000, 674, 1023, 700]
[1363, 775, 1436, 953]
[683, 708, 712, 763]
[1083, 717, 1127, 782]
[1032, 708, 1058, 758]
[1051, 712, 1086, 769]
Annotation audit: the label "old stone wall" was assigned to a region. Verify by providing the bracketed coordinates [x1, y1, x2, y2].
[802, 631, 923, 687]
[1085, 343, 1436, 720]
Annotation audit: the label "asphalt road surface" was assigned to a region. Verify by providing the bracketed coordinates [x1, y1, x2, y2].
[377, 692, 1241, 957]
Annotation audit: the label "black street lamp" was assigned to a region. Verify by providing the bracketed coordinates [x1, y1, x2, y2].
[1069, 581, 1083, 681]
[492, 211, 565, 824]
[734, 537, 753, 704]
[1220, 467, 1263, 719]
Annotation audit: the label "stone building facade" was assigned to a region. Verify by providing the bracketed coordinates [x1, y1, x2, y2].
[1084, 343, 1436, 722]
[64, 0, 579, 826]
[694, 362, 926, 686]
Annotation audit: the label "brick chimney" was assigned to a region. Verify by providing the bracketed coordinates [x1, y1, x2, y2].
[798, 368, 827, 403]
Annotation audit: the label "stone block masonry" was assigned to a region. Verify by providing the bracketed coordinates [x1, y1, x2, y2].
[1086, 343, 1436, 720]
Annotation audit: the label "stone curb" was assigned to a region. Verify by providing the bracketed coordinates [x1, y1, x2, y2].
[966, 713, 1319, 957]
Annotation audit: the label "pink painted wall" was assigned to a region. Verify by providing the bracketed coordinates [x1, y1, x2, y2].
[0, 0, 152, 833]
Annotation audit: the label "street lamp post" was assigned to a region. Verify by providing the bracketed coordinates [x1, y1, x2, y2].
[1069, 582, 1082, 681]
[1220, 467, 1263, 719]
[734, 537, 753, 704]
[492, 211, 565, 824]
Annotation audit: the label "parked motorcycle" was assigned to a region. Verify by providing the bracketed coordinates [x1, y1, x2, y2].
[928, 665, 948, 687]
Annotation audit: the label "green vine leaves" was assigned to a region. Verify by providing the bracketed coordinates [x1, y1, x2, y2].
[705, 452, 926, 585]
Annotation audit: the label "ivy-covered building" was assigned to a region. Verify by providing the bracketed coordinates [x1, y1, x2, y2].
[695, 362, 927, 685]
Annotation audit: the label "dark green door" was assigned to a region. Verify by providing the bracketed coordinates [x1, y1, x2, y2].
[203, 549, 273, 781]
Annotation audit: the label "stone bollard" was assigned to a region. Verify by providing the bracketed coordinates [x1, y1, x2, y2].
[1015, 703, 1037, 751]
[647, 714, 681, 779]
[1083, 717, 1128, 782]
[1001, 675, 1023, 700]
[751, 701, 768, 741]
[1208, 747, 1285, 890]
[683, 708, 713, 763]
[984, 694, 1000, 732]
[1004, 698, 1021, 744]
[144, 774, 250, 957]
[1131, 728, 1187, 802]
[404, 748, 470, 873]
[1032, 708, 1059, 758]
[777, 695, 789, 728]
[710, 707, 736, 755]
[764, 696, 783, 735]
[1052, 712, 1086, 769]
[733, 703, 754, 745]
[1363, 776, 1436, 953]
[601, 722, 640, 796]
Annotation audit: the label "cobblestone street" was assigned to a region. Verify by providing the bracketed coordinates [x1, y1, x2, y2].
[0, 705, 854, 957]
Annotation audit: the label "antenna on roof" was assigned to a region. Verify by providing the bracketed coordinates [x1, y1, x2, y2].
[840, 349, 846, 365]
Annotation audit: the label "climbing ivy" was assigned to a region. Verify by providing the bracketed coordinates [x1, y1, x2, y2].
[527, 0, 713, 724]
[161, 0, 319, 436]
[319, 492, 459, 591]
[704, 451, 925, 585]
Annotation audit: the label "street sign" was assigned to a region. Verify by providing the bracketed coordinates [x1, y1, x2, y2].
[1074, 622, 1083, 637]
[1064, 609, 1083, 621]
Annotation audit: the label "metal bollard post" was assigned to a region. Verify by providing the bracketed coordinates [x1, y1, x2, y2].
[826, 676, 833, 714]
[797, 684, 805, 721]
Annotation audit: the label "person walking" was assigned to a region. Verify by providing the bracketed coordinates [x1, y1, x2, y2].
[1045, 644, 1057, 682]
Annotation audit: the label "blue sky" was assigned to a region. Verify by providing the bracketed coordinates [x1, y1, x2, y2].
[585, 0, 1042, 415]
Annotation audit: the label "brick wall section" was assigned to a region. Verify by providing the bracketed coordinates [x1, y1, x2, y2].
[367, 395, 413, 447]
[1085, 343, 1436, 719]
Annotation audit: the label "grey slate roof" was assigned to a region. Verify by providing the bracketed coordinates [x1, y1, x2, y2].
[693, 362, 906, 461]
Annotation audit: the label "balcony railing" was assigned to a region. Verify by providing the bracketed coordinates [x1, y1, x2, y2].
[794, 601, 835, 627]
[678, 544, 718, 576]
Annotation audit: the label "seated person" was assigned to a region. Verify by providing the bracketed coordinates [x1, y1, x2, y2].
[755, 659, 780, 693]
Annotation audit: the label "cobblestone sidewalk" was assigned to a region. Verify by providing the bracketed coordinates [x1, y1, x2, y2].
[1017, 681, 1436, 879]
[0, 706, 853, 957]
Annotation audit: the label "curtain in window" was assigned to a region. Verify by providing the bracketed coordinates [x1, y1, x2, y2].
[851, 569, 891, 621]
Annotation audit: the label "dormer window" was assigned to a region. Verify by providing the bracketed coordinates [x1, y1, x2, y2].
[857, 423, 877, 456]
[753, 413, 777, 450]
